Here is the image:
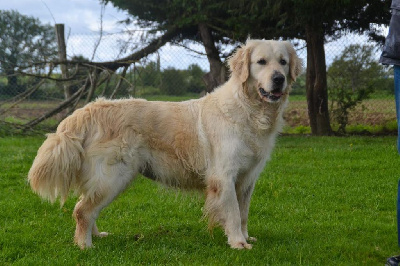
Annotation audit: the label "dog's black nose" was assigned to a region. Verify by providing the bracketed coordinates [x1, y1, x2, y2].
[272, 72, 285, 86]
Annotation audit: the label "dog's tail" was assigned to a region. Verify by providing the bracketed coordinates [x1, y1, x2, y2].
[28, 128, 85, 205]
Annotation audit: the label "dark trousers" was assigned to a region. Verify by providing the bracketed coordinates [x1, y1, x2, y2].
[395, 65, 400, 246]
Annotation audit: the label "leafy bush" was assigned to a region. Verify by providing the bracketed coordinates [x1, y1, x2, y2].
[290, 73, 306, 96]
[160, 68, 188, 95]
[328, 44, 382, 134]
[186, 64, 206, 93]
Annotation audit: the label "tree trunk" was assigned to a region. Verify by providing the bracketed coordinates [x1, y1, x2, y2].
[305, 23, 332, 136]
[198, 23, 227, 93]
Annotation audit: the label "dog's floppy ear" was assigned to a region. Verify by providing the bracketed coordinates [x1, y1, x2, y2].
[284, 41, 303, 83]
[228, 45, 250, 83]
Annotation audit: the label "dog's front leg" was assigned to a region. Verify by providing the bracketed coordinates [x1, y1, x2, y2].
[236, 182, 257, 242]
[205, 178, 252, 249]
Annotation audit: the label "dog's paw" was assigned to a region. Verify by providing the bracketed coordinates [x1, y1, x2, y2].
[76, 241, 94, 250]
[247, 236, 257, 242]
[230, 242, 252, 250]
[95, 232, 110, 238]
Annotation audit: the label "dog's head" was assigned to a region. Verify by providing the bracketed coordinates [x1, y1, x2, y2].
[228, 39, 302, 103]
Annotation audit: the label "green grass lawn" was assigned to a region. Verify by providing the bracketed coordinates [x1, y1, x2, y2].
[1, 135, 399, 265]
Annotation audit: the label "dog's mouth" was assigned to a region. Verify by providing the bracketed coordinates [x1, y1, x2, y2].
[258, 88, 284, 102]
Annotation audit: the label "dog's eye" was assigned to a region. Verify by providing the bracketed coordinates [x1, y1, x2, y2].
[257, 59, 267, 65]
[280, 59, 287, 65]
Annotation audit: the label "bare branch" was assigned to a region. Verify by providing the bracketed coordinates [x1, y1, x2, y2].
[110, 66, 128, 99]
[5, 27, 180, 80]
[23, 77, 91, 130]
[99, 70, 113, 97]
[92, 27, 180, 71]
[0, 65, 54, 107]
[41, 0, 57, 24]
[84, 69, 100, 105]
[91, 4, 105, 61]
[64, 70, 113, 117]
[0, 80, 45, 115]
[170, 41, 207, 56]
[4, 26, 181, 131]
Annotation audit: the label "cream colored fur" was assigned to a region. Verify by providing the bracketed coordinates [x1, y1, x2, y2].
[28, 39, 302, 250]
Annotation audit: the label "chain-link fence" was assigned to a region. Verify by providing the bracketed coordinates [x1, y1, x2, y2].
[0, 30, 396, 134]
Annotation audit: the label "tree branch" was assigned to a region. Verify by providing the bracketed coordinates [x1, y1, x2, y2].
[0, 80, 45, 115]
[84, 68, 100, 105]
[110, 66, 129, 99]
[92, 27, 180, 71]
[23, 77, 91, 130]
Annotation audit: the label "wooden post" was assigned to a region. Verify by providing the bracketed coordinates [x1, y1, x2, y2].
[55, 24, 72, 104]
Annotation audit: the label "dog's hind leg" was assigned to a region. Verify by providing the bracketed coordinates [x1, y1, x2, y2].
[73, 160, 138, 249]
[92, 222, 109, 237]
[73, 196, 104, 249]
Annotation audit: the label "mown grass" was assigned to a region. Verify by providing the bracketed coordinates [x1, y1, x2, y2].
[0, 136, 399, 265]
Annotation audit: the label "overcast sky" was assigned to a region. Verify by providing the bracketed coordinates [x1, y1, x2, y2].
[2, 0, 128, 34]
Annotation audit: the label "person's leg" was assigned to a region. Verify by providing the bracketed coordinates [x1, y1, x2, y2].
[394, 65, 400, 247]
[388, 66, 400, 266]
[394, 65, 400, 153]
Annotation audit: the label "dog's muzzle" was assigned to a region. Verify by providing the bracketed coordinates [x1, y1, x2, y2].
[258, 88, 284, 102]
[258, 72, 286, 102]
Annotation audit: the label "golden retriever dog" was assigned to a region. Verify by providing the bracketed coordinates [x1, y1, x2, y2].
[28, 39, 302, 250]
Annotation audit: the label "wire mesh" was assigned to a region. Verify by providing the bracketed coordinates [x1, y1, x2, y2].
[0, 31, 396, 134]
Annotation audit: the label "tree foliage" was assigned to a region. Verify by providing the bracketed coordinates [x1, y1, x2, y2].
[328, 44, 383, 133]
[125, 62, 206, 97]
[187, 64, 206, 93]
[105, 0, 390, 44]
[102, 0, 236, 43]
[0, 10, 57, 96]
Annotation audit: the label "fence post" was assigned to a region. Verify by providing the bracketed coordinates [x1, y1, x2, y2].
[55, 24, 72, 112]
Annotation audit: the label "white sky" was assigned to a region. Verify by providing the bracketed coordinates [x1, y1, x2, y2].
[2, 0, 127, 34]
[1, 0, 211, 70]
